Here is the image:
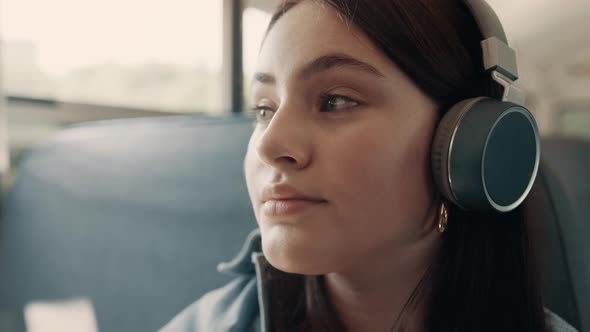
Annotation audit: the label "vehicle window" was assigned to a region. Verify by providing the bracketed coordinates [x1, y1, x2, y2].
[243, 7, 271, 108]
[1, 0, 223, 113]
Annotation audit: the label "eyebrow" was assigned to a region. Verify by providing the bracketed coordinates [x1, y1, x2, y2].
[253, 72, 276, 85]
[252, 53, 386, 86]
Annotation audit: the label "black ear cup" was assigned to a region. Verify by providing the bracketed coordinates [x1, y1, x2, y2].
[431, 97, 540, 212]
[431, 97, 486, 208]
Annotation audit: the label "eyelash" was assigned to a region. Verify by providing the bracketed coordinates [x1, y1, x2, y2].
[248, 105, 273, 123]
[250, 93, 359, 123]
[317, 93, 359, 113]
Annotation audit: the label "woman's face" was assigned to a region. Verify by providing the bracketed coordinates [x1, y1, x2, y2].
[244, 0, 440, 275]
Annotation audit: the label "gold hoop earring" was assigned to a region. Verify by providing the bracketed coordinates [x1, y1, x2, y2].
[437, 201, 448, 234]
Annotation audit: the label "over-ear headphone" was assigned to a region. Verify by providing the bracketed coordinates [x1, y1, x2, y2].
[431, 0, 540, 212]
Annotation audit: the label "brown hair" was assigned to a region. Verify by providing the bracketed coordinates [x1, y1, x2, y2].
[262, 1, 549, 331]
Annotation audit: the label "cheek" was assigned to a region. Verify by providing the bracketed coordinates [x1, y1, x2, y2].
[321, 117, 436, 239]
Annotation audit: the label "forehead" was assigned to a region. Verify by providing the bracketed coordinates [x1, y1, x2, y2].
[257, 0, 395, 80]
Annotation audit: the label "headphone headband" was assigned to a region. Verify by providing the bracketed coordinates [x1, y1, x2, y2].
[463, 0, 523, 105]
[463, 0, 507, 43]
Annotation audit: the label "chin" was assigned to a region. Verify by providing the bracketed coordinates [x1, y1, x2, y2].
[261, 231, 337, 276]
[264, 253, 330, 276]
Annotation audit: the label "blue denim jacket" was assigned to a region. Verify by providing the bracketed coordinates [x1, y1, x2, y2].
[159, 228, 577, 332]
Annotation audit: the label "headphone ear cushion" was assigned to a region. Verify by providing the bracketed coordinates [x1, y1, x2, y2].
[431, 97, 486, 208]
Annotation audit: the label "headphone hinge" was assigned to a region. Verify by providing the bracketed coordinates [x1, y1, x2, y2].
[481, 37, 519, 81]
[491, 71, 526, 106]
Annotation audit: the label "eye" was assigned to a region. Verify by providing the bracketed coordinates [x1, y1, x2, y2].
[250, 105, 275, 123]
[319, 93, 360, 112]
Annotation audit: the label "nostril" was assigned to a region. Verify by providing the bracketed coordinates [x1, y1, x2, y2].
[279, 156, 298, 164]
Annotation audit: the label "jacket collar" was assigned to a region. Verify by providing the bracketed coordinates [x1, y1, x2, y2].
[216, 228, 262, 276]
[217, 228, 269, 332]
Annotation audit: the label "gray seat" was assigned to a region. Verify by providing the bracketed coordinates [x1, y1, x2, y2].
[523, 136, 590, 331]
[0, 114, 588, 331]
[0, 114, 256, 332]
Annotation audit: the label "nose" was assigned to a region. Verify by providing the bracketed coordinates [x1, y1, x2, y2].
[255, 103, 312, 171]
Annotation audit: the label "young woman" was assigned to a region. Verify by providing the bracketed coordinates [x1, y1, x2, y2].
[161, 0, 578, 331]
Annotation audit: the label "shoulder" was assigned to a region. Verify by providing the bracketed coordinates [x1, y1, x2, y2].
[159, 229, 263, 332]
[545, 308, 578, 332]
[159, 276, 258, 332]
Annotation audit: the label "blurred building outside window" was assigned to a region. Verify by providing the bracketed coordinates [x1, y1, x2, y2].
[1, 0, 223, 113]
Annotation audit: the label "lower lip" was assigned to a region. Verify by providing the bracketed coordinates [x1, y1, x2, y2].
[262, 199, 325, 217]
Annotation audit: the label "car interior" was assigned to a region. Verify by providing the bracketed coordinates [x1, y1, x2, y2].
[0, 1, 588, 332]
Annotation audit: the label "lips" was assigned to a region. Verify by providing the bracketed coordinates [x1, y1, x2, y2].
[261, 183, 324, 202]
[260, 184, 326, 217]
[262, 199, 326, 217]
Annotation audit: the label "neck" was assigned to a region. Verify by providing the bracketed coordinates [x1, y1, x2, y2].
[322, 220, 442, 332]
